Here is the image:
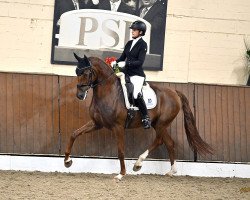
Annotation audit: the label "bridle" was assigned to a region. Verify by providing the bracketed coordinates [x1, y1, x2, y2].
[76, 62, 115, 91]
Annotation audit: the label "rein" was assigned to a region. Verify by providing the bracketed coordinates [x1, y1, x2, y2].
[90, 70, 115, 88]
[77, 62, 115, 90]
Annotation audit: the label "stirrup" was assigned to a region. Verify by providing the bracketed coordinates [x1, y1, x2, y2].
[142, 117, 151, 129]
[125, 108, 136, 128]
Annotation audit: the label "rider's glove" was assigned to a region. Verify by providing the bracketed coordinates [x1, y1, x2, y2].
[111, 61, 125, 73]
[111, 61, 121, 73]
[111, 61, 117, 70]
[117, 61, 126, 68]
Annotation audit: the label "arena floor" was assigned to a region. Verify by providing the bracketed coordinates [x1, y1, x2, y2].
[0, 171, 249, 200]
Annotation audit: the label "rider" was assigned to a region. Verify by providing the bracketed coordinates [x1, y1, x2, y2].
[111, 20, 151, 129]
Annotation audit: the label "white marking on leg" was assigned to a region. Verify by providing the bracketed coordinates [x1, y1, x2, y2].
[166, 161, 177, 176]
[65, 157, 72, 163]
[135, 150, 149, 167]
[114, 174, 123, 181]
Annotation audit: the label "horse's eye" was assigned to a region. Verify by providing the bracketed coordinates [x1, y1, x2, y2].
[76, 68, 84, 76]
[77, 84, 83, 89]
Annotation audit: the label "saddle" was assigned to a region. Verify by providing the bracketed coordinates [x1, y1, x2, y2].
[116, 72, 157, 128]
[116, 72, 157, 110]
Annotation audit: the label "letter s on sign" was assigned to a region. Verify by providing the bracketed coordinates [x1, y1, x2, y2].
[101, 19, 120, 48]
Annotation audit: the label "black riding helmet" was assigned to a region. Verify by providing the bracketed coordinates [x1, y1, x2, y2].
[129, 20, 147, 36]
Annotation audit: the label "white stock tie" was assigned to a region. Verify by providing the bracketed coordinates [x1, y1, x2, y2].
[140, 7, 148, 18]
[72, 0, 79, 10]
[111, 3, 116, 11]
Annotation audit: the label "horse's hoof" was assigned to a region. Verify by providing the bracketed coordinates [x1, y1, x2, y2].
[64, 159, 73, 168]
[133, 165, 142, 172]
[166, 172, 174, 177]
[114, 174, 123, 181]
[165, 170, 177, 177]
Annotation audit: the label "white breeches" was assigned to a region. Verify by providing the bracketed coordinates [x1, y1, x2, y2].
[130, 75, 145, 99]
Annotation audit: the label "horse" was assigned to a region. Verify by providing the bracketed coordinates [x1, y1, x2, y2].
[64, 53, 213, 180]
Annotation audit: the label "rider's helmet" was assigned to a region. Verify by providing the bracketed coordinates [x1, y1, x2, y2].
[129, 20, 147, 36]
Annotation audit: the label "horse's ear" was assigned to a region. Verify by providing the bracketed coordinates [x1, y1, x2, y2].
[73, 53, 81, 62]
[84, 55, 91, 66]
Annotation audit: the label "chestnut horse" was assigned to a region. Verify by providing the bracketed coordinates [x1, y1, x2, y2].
[64, 54, 213, 180]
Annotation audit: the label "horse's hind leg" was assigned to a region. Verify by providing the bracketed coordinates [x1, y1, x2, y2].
[133, 133, 163, 172]
[133, 125, 177, 176]
[64, 120, 100, 168]
[161, 129, 177, 176]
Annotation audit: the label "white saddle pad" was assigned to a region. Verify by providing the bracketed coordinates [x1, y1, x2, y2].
[141, 83, 157, 110]
[116, 72, 157, 110]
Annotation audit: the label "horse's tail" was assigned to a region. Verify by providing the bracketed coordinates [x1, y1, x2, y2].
[176, 90, 214, 156]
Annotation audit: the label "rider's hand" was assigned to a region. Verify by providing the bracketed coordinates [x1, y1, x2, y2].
[117, 61, 126, 68]
[111, 61, 117, 70]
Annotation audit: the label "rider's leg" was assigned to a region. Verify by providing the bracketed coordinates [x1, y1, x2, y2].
[136, 93, 151, 129]
[130, 76, 151, 129]
[130, 75, 144, 99]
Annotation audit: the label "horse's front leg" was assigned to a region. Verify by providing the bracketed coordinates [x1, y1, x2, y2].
[113, 126, 126, 181]
[64, 120, 100, 168]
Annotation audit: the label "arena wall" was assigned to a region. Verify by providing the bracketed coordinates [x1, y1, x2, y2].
[0, 72, 249, 163]
[0, 0, 250, 85]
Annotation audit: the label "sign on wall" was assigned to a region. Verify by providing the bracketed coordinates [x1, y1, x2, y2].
[51, 0, 168, 70]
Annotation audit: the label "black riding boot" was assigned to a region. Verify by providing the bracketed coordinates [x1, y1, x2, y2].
[136, 94, 151, 129]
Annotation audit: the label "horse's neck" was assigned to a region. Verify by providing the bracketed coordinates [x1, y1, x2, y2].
[93, 75, 120, 100]
[91, 59, 121, 102]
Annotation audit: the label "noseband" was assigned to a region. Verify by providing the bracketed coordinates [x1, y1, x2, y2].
[76, 62, 115, 90]
[76, 65, 96, 89]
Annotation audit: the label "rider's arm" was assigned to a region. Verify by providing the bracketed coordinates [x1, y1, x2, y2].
[116, 48, 127, 63]
[116, 51, 126, 63]
[126, 42, 147, 68]
[116, 41, 131, 62]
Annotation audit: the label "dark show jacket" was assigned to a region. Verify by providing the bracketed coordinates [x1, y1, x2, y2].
[116, 38, 147, 77]
[136, 0, 166, 55]
[57, 0, 76, 17]
[56, 0, 93, 23]
[95, 0, 135, 15]
[54, 0, 79, 38]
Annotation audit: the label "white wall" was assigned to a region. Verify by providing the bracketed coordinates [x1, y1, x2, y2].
[1, 155, 250, 178]
[155, 0, 250, 85]
[0, 0, 249, 85]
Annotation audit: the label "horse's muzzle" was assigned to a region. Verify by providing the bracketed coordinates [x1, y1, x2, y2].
[76, 90, 88, 100]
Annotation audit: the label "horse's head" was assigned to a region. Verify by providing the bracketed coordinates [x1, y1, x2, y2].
[74, 53, 95, 100]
